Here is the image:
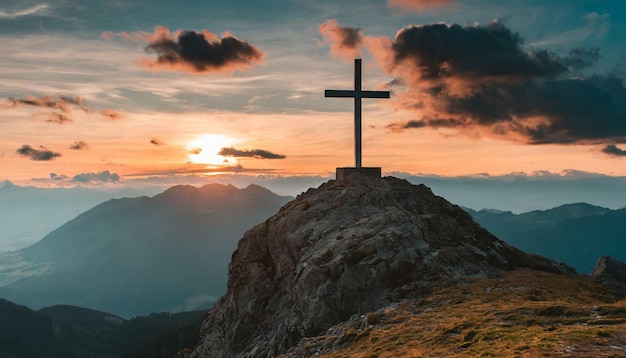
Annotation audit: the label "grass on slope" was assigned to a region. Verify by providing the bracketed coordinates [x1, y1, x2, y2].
[321, 269, 626, 357]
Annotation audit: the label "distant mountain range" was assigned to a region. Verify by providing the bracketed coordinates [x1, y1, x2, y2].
[467, 203, 626, 274]
[1, 179, 623, 318]
[0, 181, 163, 251]
[0, 184, 292, 317]
[0, 298, 202, 358]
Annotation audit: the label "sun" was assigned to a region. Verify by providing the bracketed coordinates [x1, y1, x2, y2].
[186, 134, 240, 165]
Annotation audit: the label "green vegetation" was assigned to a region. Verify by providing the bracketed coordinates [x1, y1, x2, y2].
[468, 204, 626, 273]
[0, 299, 204, 357]
[320, 269, 626, 357]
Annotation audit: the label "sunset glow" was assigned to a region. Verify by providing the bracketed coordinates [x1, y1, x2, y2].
[186, 134, 241, 165]
[0, 1, 624, 187]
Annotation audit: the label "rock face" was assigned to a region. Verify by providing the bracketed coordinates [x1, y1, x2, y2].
[190, 174, 572, 358]
[591, 256, 626, 296]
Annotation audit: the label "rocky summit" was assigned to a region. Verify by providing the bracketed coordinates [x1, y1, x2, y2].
[592, 256, 626, 297]
[190, 173, 573, 358]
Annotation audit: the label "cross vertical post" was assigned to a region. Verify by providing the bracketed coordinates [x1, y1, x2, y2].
[354, 58, 362, 168]
[325, 58, 390, 169]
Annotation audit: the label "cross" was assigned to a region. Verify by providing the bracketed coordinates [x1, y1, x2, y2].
[325, 58, 390, 168]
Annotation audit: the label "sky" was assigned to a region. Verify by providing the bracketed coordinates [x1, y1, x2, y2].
[1, 0, 626, 187]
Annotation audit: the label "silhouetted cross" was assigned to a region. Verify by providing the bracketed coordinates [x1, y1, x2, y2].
[325, 58, 390, 168]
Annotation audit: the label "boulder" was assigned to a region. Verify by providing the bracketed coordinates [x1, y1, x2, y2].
[190, 173, 572, 357]
[591, 256, 626, 296]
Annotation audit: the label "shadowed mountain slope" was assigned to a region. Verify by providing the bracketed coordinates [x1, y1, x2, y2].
[0, 298, 205, 358]
[467, 204, 626, 273]
[0, 184, 291, 317]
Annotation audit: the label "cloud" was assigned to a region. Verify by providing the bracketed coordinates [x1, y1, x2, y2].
[3, 95, 88, 113]
[374, 21, 626, 145]
[389, 22, 570, 82]
[150, 138, 165, 145]
[101, 109, 126, 120]
[601, 144, 626, 157]
[50, 172, 69, 181]
[563, 48, 601, 69]
[3, 94, 90, 123]
[141, 26, 264, 74]
[319, 19, 363, 61]
[218, 147, 286, 159]
[16, 145, 62, 161]
[69, 141, 89, 150]
[387, 0, 458, 13]
[189, 147, 202, 155]
[124, 164, 278, 177]
[0, 4, 49, 19]
[72, 170, 120, 183]
[32, 112, 73, 124]
[100, 31, 115, 41]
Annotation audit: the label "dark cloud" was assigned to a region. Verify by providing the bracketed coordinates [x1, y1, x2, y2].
[16, 145, 62, 161]
[50, 172, 69, 180]
[3, 95, 88, 113]
[69, 141, 89, 150]
[3, 94, 91, 124]
[72, 170, 120, 183]
[150, 138, 165, 145]
[218, 147, 286, 159]
[387, 117, 464, 132]
[563, 48, 601, 70]
[391, 22, 571, 81]
[381, 21, 626, 145]
[101, 109, 126, 120]
[142, 26, 264, 74]
[319, 19, 362, 60]
[601, 144, 626, 157]
[189, 147, 202, 155]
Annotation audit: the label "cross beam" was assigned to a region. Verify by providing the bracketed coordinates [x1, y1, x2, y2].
[325, 59, 390, 168]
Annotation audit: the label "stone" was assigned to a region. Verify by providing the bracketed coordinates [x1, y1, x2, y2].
[591, 256, 626, 296]
[336, 167, 381, 180]
[189, 173, 572, 358]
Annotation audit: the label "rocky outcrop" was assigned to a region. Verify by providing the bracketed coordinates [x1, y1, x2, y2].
[190, 173, 573, 358]
[591, 256, 626, 296]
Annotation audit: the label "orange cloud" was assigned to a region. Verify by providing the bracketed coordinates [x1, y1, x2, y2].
[387, 0, 458, 13]
[319, 19, 363, 61]
[101, 109, 125, 120]
[100, 30, 152, 43]
[32, 111, 73, 124]
[69, 141, 89, 150]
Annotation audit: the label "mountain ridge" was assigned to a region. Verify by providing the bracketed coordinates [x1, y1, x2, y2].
[467, 203, 626, 273]
[0, 183, 292, 317]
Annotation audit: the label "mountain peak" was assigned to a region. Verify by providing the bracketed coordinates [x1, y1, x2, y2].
[190, 174, 571, 357]
[0, 180, 19, 190]
[4, 182, 292, 317]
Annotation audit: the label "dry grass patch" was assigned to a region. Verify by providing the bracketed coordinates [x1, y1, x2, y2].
[321, 269, 626, 357]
